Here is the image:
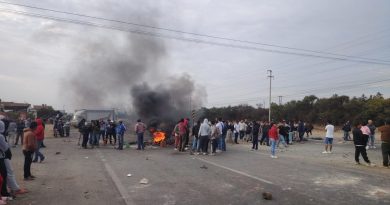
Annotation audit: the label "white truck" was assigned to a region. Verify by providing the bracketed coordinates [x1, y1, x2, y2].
[71, 109, 116, 127]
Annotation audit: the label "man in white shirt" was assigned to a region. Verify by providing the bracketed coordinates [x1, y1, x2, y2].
[216, 118, 224, 151]
[238, 120, 247, 141]
[234, 121, 240, 144]
[323, 121, 335, 154]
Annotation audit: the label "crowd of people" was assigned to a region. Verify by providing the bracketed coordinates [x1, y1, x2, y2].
[173, 117, 389, 168]
[77, 119, 128, 150]
[0, 116, 46, 204]
[175, 118, 314, 158]
[0, 113, 388, 204]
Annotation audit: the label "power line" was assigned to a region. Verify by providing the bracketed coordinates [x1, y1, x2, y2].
[0, 2, 390, 65]
[206, 78, 390, 107]
[1, 1, 389, 63]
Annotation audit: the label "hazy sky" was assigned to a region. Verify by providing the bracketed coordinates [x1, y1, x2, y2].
[1, 0, 389, 112]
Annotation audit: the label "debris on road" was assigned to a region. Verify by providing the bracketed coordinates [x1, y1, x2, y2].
[127, 174, 132, 177]
[139, 178, 149, 184]
[262, 192, 273, 200]
[200, 165, 208, 169]
[85, 157, 89, 159]
[55, 152, 61, 155]
[146, 157, 149, 160]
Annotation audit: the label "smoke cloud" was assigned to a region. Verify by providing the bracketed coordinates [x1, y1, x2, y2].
[58, 14, 206, 121]
[131, 74, 206, 122]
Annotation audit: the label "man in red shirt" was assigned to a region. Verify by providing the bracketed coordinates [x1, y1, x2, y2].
[32, 118, 45, 163]
[268, 123, 279, 158]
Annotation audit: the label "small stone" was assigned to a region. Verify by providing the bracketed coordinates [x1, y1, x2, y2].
[55, 152, 61, 155]
[200, 165, 208, 169]
[139, 178, 149, 184]
[262, 192, 272, 200]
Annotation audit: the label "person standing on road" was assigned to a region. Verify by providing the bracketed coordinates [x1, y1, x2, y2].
[91, 121, 100, 147]
[198, 119, 211, 155]
[32, 118, 45, 163]
[217, 118, 227, 151]
[7, 120, 17, 147]
[367, 120, 376, 149]
[226, 121, 234, 145]
[77, 119, 86, 146]
[298, 120, 305, 142]
[173, 120, 181, 151]
[210, 121, 220, 155]
[15, 119, 25, 147]
[179, 119, 188, 152]
[81, 121, 90, 149]
[251, 121, 260, 151]
[108, 121, 117, 145]
[135, 119, 146, 150]
[23, 121, 38, 181]
[233, 121, 240, 144]
[353, 121, 374, 166]
[269, 122, 279, 158]
[99, 120, 107, 145]
[378, 119, 390, 168]
[322, 121, 334, 154]
[0, 121, 28, 197]
[342, 121, 352, 141]
[277, 122, 288, 148]
[116, 121, 126, 150]
[0, 121, 11, 198]
[360, 122, 371, 150]
[239, 120, 246, 141]
[191, 120, 201, 153]
[183, 118, 190, 150]
[305, 122, 313, 138]
[260, 121, 270, 146]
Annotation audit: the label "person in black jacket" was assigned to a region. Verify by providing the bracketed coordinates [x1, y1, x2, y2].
[353, 121, 374, 166]
[191, 120, 201, 152]
[81, 121, 92, 149]
[251, 121, 260, 150]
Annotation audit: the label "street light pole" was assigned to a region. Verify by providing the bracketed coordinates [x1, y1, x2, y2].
[267, 70, 274, 122]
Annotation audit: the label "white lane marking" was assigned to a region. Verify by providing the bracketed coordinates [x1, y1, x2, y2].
[97, 150, 134, 205]
[196, 157, 274, 185]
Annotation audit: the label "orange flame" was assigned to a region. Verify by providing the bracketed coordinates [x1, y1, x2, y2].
[153, 131, 166, 143]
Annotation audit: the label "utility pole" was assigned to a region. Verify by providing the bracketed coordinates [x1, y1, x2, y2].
[267, 70, 274, 122]
[278, 96, 283, 105]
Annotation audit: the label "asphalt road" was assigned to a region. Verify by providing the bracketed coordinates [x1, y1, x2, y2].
[9, 131, 390, 205]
